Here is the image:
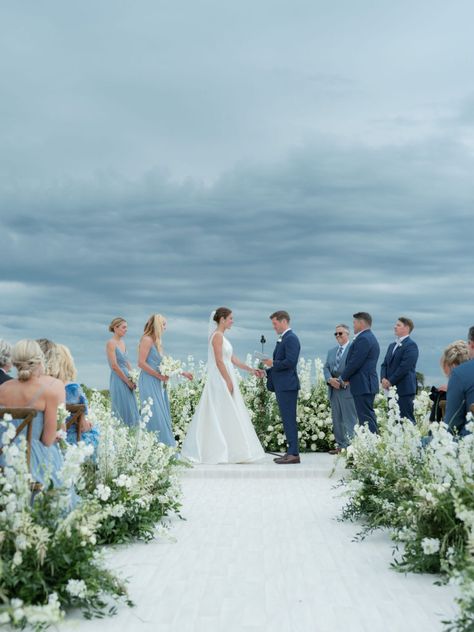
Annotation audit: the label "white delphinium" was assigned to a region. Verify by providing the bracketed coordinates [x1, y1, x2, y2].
[160, 355, 183, 378]
[56, 403, 68, 428]
[314, 358, 325, 386]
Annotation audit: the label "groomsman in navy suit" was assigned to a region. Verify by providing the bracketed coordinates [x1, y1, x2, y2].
[0, 339, 12, 385]
[340, 312, 380, 433]
[380, 317, 419, 423]
[263, 310, 301, 464]
[445, 325, 474, 437]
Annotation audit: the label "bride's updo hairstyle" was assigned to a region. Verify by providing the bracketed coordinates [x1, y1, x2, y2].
[213, 307, 232, 324]
[109, 317, 126, 333]
[143, 314, 166, 353]
[441, 340, 470, 373]
[12, 339, 45, 382]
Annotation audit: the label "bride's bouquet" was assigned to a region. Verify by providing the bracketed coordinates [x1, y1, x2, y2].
[160, 356, 183, 380]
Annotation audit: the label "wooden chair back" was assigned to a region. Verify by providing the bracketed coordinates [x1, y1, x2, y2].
[65, 404, 86, 442]
[0, 407, 37, 468]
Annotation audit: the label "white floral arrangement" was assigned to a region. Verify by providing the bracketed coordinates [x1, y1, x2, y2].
[339, 386, 474, 630]
[128, 367, 141, 386]
[0, 420, 131, 629]
[160, 355, 183, 378]
[80, 392, 185, 544]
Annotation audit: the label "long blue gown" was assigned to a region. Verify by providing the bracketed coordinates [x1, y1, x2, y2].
[138, 346, 175, 446]
[109, 346, 139, 427]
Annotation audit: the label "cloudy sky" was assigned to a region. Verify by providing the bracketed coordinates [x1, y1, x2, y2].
[1, 1, 473, 388]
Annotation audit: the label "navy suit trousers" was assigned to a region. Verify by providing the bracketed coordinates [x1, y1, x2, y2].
[275, 390, 299, 455]
[397, 394, 416, 424]
[353, 394, 378, 433]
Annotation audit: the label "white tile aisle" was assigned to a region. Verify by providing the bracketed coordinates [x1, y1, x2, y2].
[63, 454, 458, 632]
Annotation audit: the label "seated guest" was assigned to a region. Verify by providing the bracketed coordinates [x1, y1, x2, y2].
[0, 339, 65, 487]
[48, 344, 99, 453]
[444, 328, 474, 436]
[36, 338, 67, 402]
[0, 339, 13, 384]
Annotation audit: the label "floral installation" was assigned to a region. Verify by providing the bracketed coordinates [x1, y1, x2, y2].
[80, 392, 185, 544]
[340, 387, 474, 630]
[0, 420, 131, 629]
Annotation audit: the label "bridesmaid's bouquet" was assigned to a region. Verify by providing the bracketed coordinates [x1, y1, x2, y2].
[128, 368, 141, 386]
[160, 356, 183, 381]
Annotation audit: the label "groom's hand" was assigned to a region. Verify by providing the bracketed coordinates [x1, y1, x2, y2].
[262, 359, 273, 368]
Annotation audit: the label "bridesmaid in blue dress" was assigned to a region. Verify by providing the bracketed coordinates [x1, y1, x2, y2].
[138, 314, 192, 446]
[106, 317, 139, 427]
[0, 340, 65, 488]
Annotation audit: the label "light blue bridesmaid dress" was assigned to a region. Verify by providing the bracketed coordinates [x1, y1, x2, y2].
[0, 384, 64, 489]
[138, 345, 175, 446]
[109, 346, 140, 427]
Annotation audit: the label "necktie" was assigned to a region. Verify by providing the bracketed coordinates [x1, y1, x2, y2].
[334, 346, 344, 371]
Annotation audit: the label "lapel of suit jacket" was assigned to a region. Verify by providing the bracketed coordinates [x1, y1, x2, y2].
[390, 337, 409, 364]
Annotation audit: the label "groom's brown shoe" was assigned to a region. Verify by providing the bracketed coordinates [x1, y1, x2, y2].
[273, 453, 288, 463]
[275, 454, 300, 464]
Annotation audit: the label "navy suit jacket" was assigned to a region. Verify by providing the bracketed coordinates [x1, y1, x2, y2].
[380, 337, 419, 396]
[266, 330, 300, 392]
[0, 369, 12, 385]
[445, 358, 474, 436]
[340, 329, 380, 396]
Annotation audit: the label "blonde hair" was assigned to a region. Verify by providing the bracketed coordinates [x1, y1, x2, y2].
[12, 340, 45, 382]
[143, 314, 166, 354]
[109, 317, 126, 333]
[36, 338, 58, 375]
[441, 340, 470, 370]
[47, 344, 77, 383]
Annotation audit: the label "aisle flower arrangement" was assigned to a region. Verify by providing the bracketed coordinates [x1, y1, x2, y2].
[0, 418, 131, 630]
[340, 390, 474, 630]
[80, 391, 185, 544]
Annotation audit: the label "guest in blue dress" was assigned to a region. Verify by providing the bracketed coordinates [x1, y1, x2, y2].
[138, 314, 193, 446]
[0, 340, 65, 488]
[48, 343, 100, 454]
[106, 317, 140, 427]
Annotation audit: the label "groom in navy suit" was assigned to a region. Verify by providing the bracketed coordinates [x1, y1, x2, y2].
[380, 317, 419, 423]
[262, 310, 301, 464]
[340, 312, 380, 433]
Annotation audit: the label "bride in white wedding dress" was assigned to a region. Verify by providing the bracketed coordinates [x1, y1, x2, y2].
[181, 307, 266, 464]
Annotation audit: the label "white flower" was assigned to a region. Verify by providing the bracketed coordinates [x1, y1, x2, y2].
[95, 484, 111, 502]
[110, 504, 126, 518]
[66, 579, 88, 599]
[421, 537, 440, 555]
[12, 551, 23, 567]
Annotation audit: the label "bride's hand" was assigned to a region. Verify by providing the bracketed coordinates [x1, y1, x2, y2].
[182, 371, 193, 381]
[226, 380, 234, 395]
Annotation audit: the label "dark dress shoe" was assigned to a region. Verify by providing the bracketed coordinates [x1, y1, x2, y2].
[273, 453, 288, 462]
[275, 454, 300, 464]
[328, 448, 342, 455]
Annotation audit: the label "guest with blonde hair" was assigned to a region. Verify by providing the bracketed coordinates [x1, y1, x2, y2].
[48, 343, 99, 452]
[106, 317, 139, 427]
[0, 338, 12, 384]
[138, 314, 192, 445]
[0, 339, 65, 487]
[443, 331, 474, 437]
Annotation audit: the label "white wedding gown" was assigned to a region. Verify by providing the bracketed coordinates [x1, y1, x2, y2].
[181, 332, 266, 464]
